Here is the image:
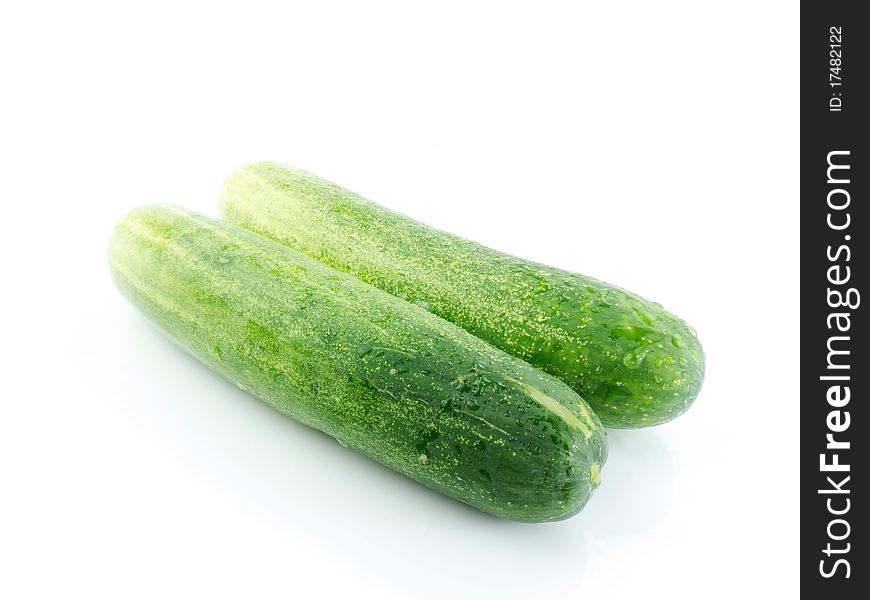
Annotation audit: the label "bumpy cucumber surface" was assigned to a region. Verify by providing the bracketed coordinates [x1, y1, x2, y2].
[219, 163, 705, 428]
[109, 205, 606, 522]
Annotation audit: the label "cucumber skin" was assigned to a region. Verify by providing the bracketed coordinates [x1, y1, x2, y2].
[109, 205, 607, 522]
[219, 163, 705, 428]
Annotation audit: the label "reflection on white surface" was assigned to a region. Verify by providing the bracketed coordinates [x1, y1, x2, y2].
[581, 429, 675, 538]
[106, 311, 687, 599]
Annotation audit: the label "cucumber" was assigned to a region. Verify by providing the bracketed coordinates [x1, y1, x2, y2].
[219, 163, 705, 428]
[109, 205, 607, 522]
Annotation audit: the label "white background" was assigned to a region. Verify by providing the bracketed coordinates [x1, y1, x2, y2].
[1, 1, 799, 598]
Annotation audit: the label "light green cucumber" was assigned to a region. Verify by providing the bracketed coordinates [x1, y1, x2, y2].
[219, 163, 705, 428]
[109, 205, 607, 522]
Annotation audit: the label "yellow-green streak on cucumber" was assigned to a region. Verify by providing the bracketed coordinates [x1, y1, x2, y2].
[109, 205, 607, 522]
[219, 163, 705, 428]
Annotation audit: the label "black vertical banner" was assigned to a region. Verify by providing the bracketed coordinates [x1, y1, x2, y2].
[802, 2, 868, 596]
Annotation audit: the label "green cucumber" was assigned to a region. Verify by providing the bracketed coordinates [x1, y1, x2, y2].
[219, 163, 705, 428]
[109, 205, 607, 522]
